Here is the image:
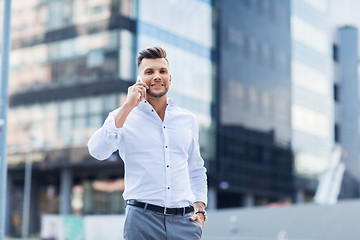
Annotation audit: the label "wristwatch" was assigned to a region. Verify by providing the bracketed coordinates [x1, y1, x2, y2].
[195, 210, 207, 221]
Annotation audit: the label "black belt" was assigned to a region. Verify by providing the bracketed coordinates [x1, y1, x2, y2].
[126, 199, 194, 215]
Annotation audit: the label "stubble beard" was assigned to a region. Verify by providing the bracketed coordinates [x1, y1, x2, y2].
[147, 85, 169, 98]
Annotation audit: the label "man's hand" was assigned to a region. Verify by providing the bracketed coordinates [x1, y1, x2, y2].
[189, 213, 205, 229]
[125, 77, 149, 108]
[189, 201, 206, 229]
[114, 78, 149, 128]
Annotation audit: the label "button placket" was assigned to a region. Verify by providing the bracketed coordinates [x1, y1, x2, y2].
[163, 122, 171, 206]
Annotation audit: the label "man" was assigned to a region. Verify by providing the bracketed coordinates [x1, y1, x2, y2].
[88, 46, 207, 239]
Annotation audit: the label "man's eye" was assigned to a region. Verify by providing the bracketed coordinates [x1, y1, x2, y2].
[160, 70, 167, 73]
[146, 71, 152, 74]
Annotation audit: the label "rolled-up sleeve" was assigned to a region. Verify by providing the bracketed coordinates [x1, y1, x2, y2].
[88, 109, 123, 160]
[187, 116, 208, 206]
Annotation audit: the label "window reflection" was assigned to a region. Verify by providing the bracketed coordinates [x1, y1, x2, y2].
[120, 0, 137, 19]
[291, 16, 328, 55]
[292, 105, 330, 138]
[139, 0, 211, 48]
[9, 30, 133, 94]
[119, 30, 135, 80]
[7, 94, 120, 154]
[11, 0, 135, 37]
[82, 178, 125, 214]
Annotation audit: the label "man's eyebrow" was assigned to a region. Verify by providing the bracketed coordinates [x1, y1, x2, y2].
[143, 66, 168, 71]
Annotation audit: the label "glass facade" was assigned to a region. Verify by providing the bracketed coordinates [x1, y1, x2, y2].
[81, 178, 125, 215]
[6, 0, 138, 236]
[291, 0, 333, 186]
[11, 0, 136, 36]
[219, 0, 291, 143]
[136, 0, 215, 163]
[8, 0, 137, 154]
[215, 0, 293, 207]
[10, 29, 137, 94]
[7, 94, 122, 155]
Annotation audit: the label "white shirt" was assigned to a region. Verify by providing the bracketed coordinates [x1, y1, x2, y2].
[88, 99, 207, 208]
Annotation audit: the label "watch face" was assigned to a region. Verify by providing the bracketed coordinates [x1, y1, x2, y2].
[195, 210, 207, 221]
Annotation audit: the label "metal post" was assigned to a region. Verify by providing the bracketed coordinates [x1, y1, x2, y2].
[60, 168, 73, 215]
[0, 0, 12, 239]
[21, 144, 33, 240]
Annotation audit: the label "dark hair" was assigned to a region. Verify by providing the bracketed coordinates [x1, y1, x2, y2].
[136, 46, 168, 67]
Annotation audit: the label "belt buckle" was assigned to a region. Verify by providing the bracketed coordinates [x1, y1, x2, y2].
[163, 207, 171, 215]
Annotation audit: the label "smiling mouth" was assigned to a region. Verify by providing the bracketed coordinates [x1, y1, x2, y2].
[151, 84, 164, 87]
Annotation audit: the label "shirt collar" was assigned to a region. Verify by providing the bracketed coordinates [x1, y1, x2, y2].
[137, 98, 175, 112]
[167, 98, 175, 107]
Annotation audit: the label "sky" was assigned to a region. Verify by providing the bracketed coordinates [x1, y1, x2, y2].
[330, 0, 360, 53]
[330, 0, 360, 29]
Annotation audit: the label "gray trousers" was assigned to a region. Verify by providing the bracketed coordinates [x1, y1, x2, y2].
[123, 205, 203, 240]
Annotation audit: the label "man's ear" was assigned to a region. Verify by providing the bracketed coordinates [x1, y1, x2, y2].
[169, 74, 172, 85]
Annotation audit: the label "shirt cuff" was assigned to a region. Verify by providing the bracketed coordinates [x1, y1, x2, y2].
[103, 115, 123, 141]
[194, 196, 208, 207]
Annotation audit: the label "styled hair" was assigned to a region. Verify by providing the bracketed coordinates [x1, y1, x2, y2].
[136, 46, 168, 67]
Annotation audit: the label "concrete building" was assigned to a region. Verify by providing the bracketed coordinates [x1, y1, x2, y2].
[334, 26, 360, 198]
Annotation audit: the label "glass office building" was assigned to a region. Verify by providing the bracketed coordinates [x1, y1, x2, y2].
[291, 0, 334, 201]
[214, 0, 293, 207]
[6, 0, 137, 235]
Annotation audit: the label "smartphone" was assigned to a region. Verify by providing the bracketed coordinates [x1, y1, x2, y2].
[137, 76, 143, 99]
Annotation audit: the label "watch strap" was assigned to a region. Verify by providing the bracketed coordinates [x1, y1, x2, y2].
[195, 210, 207, 221]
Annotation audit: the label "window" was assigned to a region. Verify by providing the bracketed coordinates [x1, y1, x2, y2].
[82, 179, 125, 214]
[334, 84, 339, 102]
[334, 124, 340, 142]
[119, 30, 135, 80]
[59, 100, 73, 118]
[333, 44, 338, 62]
[120, 0, 137, 19]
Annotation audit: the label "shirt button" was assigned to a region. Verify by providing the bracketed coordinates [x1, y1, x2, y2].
[167, 187, 170, 190]
[144, 101, 147, 103]
[151, 109, 154, 112]
[165, 146, 168, 148]
[163, 126, 166, 129]
[167, 165, 169, 168]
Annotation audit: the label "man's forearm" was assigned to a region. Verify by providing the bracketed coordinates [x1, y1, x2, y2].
[88, 114, 121, 160]
[115, 103, 134, 128]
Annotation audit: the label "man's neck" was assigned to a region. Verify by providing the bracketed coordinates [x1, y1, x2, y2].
[146, 95, 168, 121]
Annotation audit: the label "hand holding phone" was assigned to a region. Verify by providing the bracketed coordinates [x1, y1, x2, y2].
[137, 76, 143, 99]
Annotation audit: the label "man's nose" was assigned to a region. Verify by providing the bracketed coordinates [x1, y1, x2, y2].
[153, 72, 161, 80]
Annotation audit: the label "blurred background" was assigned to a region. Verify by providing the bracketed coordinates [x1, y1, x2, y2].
[1, 0, 360, 239]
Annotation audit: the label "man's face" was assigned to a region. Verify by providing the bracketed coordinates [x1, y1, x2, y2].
[138, 58, 171, 98]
